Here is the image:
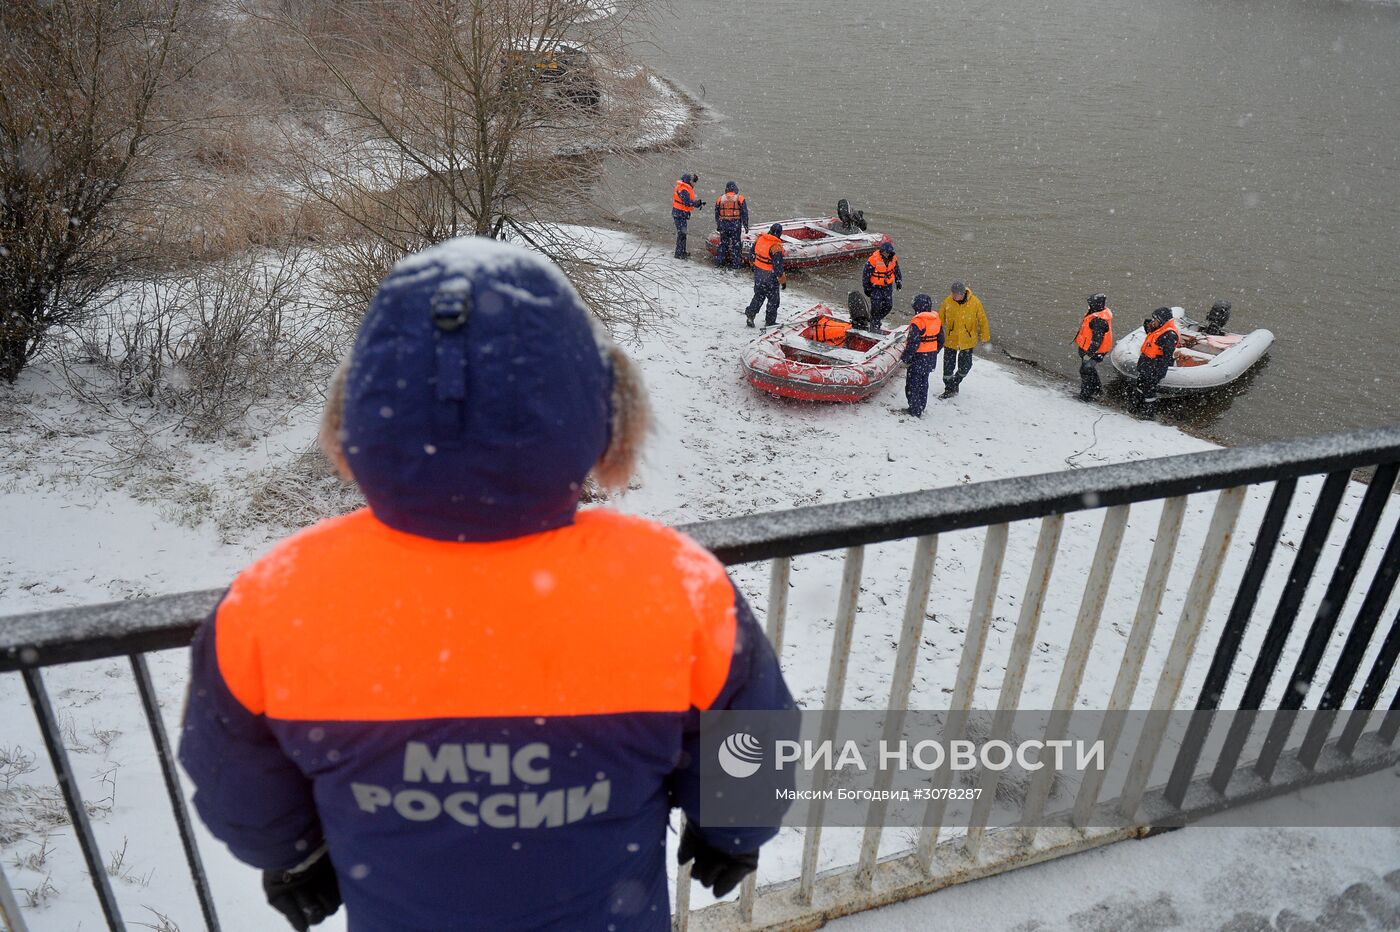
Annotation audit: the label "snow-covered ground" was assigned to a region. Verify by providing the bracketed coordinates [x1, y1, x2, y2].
[1, 229, 1397, 930]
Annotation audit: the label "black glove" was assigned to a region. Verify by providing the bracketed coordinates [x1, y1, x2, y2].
[863, 286, 872, 297]
[895, 281, 902, 290]
[780, 280, 787, 291]
[263, 848, 342, 930]
[678, 823, 758, 898]
[695, 200, 705, 209]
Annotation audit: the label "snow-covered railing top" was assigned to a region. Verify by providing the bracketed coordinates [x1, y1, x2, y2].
[3, 423, 1399, 673]
[685, 424, 1400, 564]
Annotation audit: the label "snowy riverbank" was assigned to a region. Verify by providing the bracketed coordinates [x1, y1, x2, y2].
[1, 229, 1396, 929]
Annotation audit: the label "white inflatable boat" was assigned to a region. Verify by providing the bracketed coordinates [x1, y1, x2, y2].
[1109, 306, 1274, 394]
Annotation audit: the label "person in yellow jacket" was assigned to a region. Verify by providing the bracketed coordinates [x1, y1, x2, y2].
[938, 280, 991, 398]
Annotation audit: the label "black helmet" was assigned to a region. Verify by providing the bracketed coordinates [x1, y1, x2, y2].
[769, 223, 783, 237]
[1087, 293, 1107, 312]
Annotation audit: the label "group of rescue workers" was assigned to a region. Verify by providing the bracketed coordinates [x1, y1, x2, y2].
[171, 190, 1233, 932]
[673, 172, 1218, 419]
[671, 174, 992, 417]
[1075, 295, 1235, 417]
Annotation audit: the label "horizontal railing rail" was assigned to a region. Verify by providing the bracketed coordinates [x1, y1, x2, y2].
[2, 423, 1399, 932]
[6, 425, 1400, 673]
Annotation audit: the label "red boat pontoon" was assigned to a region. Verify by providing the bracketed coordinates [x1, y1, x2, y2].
[705, 201, 885, 270]
[742, 304, 909, 403]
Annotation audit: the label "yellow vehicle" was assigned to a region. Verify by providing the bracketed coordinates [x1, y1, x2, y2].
[500, 39, 601, 110]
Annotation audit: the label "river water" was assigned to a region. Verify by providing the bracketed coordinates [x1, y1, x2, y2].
[599, 0, 1400, 445]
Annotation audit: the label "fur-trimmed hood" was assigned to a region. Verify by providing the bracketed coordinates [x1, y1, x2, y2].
[326, 237, 646, 542]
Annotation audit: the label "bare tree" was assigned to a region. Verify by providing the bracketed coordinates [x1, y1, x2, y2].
[0, 0, 196, 382]
[271, 0, 665, 333]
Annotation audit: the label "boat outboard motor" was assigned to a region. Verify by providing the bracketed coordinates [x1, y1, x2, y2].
[1204, 300, 1232, 335]
[836, 199, 869, 232]
[847, 290, 873, 330]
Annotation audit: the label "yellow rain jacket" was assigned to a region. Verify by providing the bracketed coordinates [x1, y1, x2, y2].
[939, 290, 991, 351]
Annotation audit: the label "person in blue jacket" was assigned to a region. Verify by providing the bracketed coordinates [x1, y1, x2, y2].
[900, 293, 944, 417]
[713, 181, 750, 268]
[179, 238, 797, 931]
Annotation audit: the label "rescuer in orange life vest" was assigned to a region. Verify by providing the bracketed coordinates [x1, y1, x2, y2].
[712, 181, 750, 269]
[744, 223, 787, 327]
[178, 238, 798, 931]
[1134, 305, 1180, 418]
[899, 293, 944, 417]
[861, 238, 902, 330]
[1075, 293, 1115, 401]
[671, 172, 704, 259]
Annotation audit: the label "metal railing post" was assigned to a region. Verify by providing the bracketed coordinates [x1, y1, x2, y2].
[1256, 463, 1399, 780]
[21, 669, 124, 931]
[915, 523, 1010, 870]
[1073, 497, 1188, 826]
[1209, 471, 1351, 793]
[0, 862, 31, 932]
[738, 556, 795, 922]
[1119, 487, 1247, 820]
[1338, 604, 1400, 754]
[964, 516, 1065, 859]
[797, 546, 866, 905]
[854, 535, 939, 888]
[1019, 505, 1130, 843]
[1296, 470, 1400, 768]
[1163, 479, 1296, 806]
[765, 557, 793, 657]
[130, 654, 222, 930]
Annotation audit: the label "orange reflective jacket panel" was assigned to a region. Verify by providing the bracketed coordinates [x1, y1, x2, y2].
[672, 181, 696, 212]
[910, 311, 942, 351]
[717, 192, 745, 221]
[1141, 318, 1179, 359]
[1075, 309, 1115, 353]
[753, 233, 783, 272]
[867, 252, 898, 286]
[212, 508, 740, 721]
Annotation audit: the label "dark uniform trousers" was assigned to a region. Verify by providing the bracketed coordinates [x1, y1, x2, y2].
[943, 348, 974, 390]
[905, 353, 939, 416]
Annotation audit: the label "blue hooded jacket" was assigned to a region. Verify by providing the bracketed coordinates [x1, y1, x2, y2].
[179, 239, 797, 931]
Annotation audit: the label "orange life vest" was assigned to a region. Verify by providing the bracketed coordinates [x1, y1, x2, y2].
[867, 251, 898, 287]
[813, 318, 851, 346]
[1075, 309, 1115, 354]
[717, 192, 745, 222]
[672, 180, 695, 212]
[753, 233, 783, 272]
[1140, 317, 1179, 359]
[910, 311, 942, 352]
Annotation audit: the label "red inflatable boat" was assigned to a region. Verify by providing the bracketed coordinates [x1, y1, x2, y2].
[705, 201, 884, 270]
[742, 305, 909, 402]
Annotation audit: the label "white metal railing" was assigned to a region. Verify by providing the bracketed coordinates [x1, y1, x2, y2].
[3, 427, 1400, 932]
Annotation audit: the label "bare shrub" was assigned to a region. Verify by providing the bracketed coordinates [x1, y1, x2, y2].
[0, 0, 199, 381]
[275, 0, 667, 332]
[0, 746, 38, 789]
[20, 874, 58, 909]
[68, 248, 347, 438]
